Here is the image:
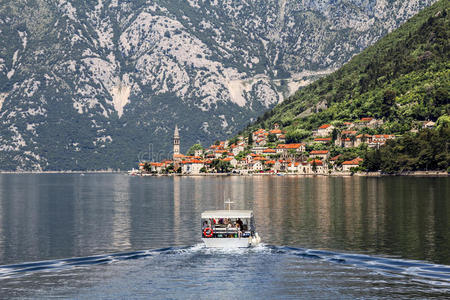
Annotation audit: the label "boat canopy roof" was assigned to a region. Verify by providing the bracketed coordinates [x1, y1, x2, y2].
[201, 210, 253, 219]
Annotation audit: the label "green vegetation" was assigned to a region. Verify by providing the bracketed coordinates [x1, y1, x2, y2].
[248, 0, 449, 134]
[237, 0, 449, 173]
[210, 159, 232, 173]
[186, 143, 203, 156]
[363, 126, 450, 173]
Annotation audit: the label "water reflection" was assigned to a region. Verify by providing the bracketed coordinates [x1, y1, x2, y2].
[0, 175, 448, 266]
[250, 176, 449, 264]
[110, 175, 131, 249]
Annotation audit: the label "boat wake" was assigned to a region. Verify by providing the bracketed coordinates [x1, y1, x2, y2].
[1, 244, 449, 287]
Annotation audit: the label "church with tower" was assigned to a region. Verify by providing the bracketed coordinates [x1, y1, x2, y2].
[173, 125, 181, 160]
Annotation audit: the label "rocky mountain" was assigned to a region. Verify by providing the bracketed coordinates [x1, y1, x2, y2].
[0, 0, 436, 170]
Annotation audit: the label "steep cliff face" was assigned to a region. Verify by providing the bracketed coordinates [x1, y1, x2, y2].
[0, 0, 436, 170]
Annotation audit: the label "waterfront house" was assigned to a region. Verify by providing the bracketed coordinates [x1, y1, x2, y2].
[252, 160, 264, 171]
[329, 155, 341, 166]
[287, 162, 300, 173]
[342, 158, 363, 172]
[296, 162, 308, 174]
[181, 159, 204, 174]
[151, 162, 165, 173]
[309, 159, 326, 174]
[265, 160, 276, 170]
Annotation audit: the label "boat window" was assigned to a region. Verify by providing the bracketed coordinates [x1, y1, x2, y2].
[202, 217, 253, 238]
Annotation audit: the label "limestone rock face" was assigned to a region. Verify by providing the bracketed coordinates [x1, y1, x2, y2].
[0, 0, 436, 170]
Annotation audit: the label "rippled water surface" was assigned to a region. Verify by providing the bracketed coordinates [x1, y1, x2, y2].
[0, 174, 449, 298]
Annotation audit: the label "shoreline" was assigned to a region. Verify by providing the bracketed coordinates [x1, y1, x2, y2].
[136, 171, 448, 177]
[0, 171, 124, 174]
[0, 171, 447, 177]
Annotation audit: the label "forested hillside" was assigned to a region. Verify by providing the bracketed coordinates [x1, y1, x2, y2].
[243, 0, 449, 173]
[250, 0, 449, 134]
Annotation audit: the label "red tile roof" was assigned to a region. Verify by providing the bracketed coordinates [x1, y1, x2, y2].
[318, 124, 331, 129]
[360, 117, 373, 122]
[276, 143, 304, 149]
[310, 150, 329, 155]
[342, 130, 357, 135]
[263, 149, 276, 153]
[342, 158, 363, 165]
[330, 155, 341, 161]
[181, 159, 204, 164]
[254, 157, 267, 161]
[310, 160, 323, 166]
[373, 134, 395, 139]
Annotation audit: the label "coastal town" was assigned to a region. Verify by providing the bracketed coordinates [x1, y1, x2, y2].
[136, 117, 438, 176]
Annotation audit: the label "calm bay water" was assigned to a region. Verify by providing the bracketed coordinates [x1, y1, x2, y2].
[0, 174, 449, 298]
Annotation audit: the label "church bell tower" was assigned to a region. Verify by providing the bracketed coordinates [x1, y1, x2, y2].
[173, 125, 180, 156]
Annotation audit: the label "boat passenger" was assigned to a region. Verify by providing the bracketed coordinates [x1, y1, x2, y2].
[235, 222, 242, 238]
[236, 218, 244, 231]
[202, 221, 208, 230]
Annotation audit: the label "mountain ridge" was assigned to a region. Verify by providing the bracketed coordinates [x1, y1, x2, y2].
[0, 0, 436, 170]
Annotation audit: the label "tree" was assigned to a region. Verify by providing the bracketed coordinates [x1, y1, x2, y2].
[268, 133, 277, 143]
[363, 149, 381, 171]
[382, 89, 396, 118]
[143, 162, 151, 173]
[331, 128, 340, 142]
[247, 132, 253, 146]
[211, 159, 231, 173]
[187, 143, 203, 156]
[285, 129, 310, 143]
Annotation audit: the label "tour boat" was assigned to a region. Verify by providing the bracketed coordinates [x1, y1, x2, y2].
[201, 202, 261, 248]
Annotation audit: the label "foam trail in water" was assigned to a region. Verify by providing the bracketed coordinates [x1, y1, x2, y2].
[0, 248, 170, 279]
[273, 246, 450, 287]
[0, 244, 449, 287]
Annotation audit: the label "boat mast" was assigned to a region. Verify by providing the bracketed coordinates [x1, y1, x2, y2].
[224, 199, 234, 211]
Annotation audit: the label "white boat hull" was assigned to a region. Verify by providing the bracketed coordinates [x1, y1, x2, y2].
[202, 234, 261, 248]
